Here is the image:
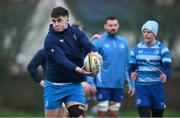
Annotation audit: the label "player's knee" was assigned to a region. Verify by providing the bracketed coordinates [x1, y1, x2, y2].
[97, 100, 109, 112]
[82, 82, 91, 92]
[68, 104, 85, 117]
[109, 102, 121, 111]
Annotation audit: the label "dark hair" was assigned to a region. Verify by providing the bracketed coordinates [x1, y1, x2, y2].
[105, 16, 118, 24]
[51, 6, 69, 18]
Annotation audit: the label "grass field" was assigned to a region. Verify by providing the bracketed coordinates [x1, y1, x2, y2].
[0, 109, 180, 117]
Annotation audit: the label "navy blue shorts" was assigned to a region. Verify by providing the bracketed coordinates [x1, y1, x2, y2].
[44, 80, 85, 110]
[96, 87, 123, 102]
[135, 83, 166, 109]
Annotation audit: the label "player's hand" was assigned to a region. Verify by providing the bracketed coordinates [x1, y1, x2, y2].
[160, 73, 167, 83]
[39, 80, 44, 87]
[75, 66, 94, 76]
[128, 88, 135, 97]
[83, 66, 98, 77]
[90, 86, 97, 97]
[131, 72, 137, 80]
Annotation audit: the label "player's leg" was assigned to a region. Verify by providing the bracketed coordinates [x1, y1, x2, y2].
[96, 87, 110, 117]
[59, 103, 69, 117]
[151, 84, 165, 118]
[81, 81, 91, 100]
[108, 102, 121, 117]
[44, 80, 64, 117]
[135, 85, 151, 117]
[67, 102, 85, 117]
[108, 88, 123, 117]
[45, 105, 69, 117]
[97, 100, 109, 117]
[152, 108, 164, 117]
[45, 108, 61, 117]
[81, 81, 92, 110]
[65, 83, 86, 117]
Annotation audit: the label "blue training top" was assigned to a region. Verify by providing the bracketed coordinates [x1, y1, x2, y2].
[129, 40, 172, 85]
[87, 32, 134, 89]
[44, 24, 96, 83]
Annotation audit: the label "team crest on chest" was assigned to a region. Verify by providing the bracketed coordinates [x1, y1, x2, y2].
[119, 44, 125, 48]
[138, 49, 143, 53]
[51, 49, 54, 52]
[154, 50, 159, 54]
[105, 44, 109, 48]
[59, 38, 64, 43]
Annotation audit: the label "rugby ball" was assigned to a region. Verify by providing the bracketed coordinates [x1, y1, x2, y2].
[84, 52, 102, 73]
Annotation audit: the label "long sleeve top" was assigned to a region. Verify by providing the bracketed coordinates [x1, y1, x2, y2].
[129, 40, 172, 85]
[87, 32, 134, 89]
[44, 24, 96, 83]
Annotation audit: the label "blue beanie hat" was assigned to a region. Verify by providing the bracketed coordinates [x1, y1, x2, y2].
[141, 20, 159, 36]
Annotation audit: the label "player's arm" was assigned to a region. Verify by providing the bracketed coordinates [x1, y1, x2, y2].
[27, 49, 46, 84]
[126, 71, 135, 97]
[75, 29, 103, 64]
[75, 67, 95, 76]
[161, 46, 172, 81]
[126, 58, 135, 97]
[74, 28, 97, 54]
[44, 35, 93, 75]
[161, 62, 171, 79]
[128, 64, 137, 80]
[125, 46, 135, 97]
[128, 47, 138, 80]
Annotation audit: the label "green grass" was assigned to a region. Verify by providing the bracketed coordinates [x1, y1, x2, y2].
[0, 110, 44, 117]
[0, 109, 179, 117]
[120, 110, 180, 117]
[87, 109, 180, 117]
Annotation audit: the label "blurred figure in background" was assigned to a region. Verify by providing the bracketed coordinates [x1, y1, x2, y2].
[27, 49, 46, 87]
[27, 48, 69, 117]
[71, 22, 84, 31]
[87, 16, 135, 117]
[90, 33, 102, 41]
[129, 20, 172, 117]
[72, 22, 102, 41]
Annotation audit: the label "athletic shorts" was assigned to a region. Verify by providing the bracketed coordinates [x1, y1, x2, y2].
[135, 83, 166, 109]
[44, 80, 85, 110]
[96, 87, 123, 102]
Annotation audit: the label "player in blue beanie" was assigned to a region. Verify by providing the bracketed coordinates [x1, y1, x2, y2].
[129, 20, 172, 117]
